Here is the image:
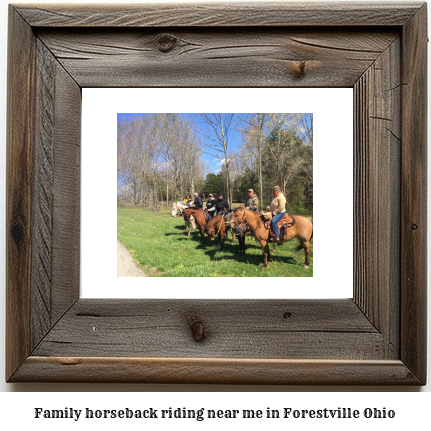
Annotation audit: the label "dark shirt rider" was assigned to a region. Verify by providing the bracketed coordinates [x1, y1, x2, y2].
[193, 193, 203, 209]
[216, 193, 229, 214]
[206, 194, 217, 219]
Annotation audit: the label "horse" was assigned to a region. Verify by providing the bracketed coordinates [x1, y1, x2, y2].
[205, 214, 227, 250]
[225, 210, 247, 254]
[182, 207, 207, 244]
[172, 201, 196, 237]
[231, 206, 313, 269]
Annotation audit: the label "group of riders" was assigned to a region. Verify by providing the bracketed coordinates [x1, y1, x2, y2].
[184, 185, 287, 243]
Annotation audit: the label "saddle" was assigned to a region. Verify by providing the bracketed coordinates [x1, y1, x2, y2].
[279, 213, 295, 229]
[263, 213, 295, 240]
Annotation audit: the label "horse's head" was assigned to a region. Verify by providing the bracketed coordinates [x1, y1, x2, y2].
[224, 209, 232, 222]
[224, 210, 234, 230]
[171, 202, 178, 217]
[182, 207, 192, 219]
[205, 216, 220, 240]
[205, 219, 215, 240]
[231, 206, 246, 224]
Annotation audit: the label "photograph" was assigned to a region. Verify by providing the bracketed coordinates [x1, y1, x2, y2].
[117, 113, 313, 277]
[80, 87, 351, 300]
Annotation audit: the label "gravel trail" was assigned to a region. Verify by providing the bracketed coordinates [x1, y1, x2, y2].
[117, 239, 147, 277]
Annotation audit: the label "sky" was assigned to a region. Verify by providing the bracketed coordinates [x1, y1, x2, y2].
[117, 113, 312, 177]
[117, 113, 247, 175]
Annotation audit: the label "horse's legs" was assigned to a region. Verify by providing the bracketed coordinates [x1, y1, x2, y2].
[300, 239, 311, 268]
[219, 231, 225, 249]
[260, 240, 271, 268]
[185, 221, 191, 237]
[231, 231, 235, 245]
[191, 219, 196, 232]
[239, 235, 245, 254]
[266, 241, 272, 263]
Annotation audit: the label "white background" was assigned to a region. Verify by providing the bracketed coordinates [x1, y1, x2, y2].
[0, 0, 429, 418]
[82, 87, 353, 299]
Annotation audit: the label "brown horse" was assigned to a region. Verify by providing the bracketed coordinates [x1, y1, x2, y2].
[231, 206, 313, 269]
[225, 210, 247, 254]
[205, 214, 227, 249]
[182, 207, 207, 244]
[171, 201, 196, 237]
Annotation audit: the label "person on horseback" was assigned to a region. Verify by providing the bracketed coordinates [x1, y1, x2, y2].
[205, 194, 217, 219]
[266, 186, 286, 242]
[245, 189, 259, 211]
[192, 192, 203, 209]
[216, 193, 229, 215]
[183, 195, 192, 205]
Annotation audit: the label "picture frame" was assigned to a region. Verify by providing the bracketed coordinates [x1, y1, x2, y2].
[6, 2, 427, 384]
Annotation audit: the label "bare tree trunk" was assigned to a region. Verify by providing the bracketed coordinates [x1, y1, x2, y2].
[166, 172, 169, 210]
[219, 114, 232, 207]
[258, 145, 263, 211]
[199, 113, 235, 207]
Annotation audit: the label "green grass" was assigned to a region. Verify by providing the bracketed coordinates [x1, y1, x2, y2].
[117, 207, 313, 277]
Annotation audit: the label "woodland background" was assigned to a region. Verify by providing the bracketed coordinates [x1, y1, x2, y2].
[117, 113, 313, 213]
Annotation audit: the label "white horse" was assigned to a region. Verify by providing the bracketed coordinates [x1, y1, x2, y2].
[172, 201, 196, 237]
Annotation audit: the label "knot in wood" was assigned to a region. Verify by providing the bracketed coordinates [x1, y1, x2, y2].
[294, 61, 307, 79]
[11, 221, 26, 246]
[156, 34, 178, 53]
[186, 314, 206, 342]
[411, 223, 419, 231]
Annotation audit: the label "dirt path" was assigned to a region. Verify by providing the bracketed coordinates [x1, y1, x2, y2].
[117, 239, 148, 277]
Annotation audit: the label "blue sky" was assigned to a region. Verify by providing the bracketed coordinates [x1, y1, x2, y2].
[117, 113, 312, 176]
[117, 113, 244, 175]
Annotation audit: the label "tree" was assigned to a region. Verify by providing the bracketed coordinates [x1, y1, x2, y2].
[202, 173, 223, 197]
[235, 113, 313, 213]
[117, 114, 205, 209]
[238, 114, 268, 209]
[181, 116, 205, 198]
[291, 113, 313, 208]
[198, 113, 236, 206]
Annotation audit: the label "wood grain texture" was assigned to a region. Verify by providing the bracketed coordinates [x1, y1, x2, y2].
[353, 38, 401, 358]
[37, 29, 398, 88]
[12, 358, 420, 385]
[32, 40, 56, 347]
[50, 52, 81, 325]
[32, 299, 383, 359]
[400, 3, 428, 384]
[31, 38, 81, 351]
[6, 2, 427, 385]
[6, 7, 36, 381]
[15, 2, 423, 27]
[7, 7, 81, 381]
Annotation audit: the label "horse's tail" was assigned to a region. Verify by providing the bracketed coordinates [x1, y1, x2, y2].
[309, 218, 313, 242]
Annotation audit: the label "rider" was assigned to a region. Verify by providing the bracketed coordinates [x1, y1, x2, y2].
[192, 192, 203, 209]
[216, 193, 229, 215]
[205, 194, 217, 219]
[266, 186, 286, 242]
[245, 188, 259, 211]
[183, 195, 192, 205]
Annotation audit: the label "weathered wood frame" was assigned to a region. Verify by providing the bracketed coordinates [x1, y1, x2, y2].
[6, 2, 427, 384]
